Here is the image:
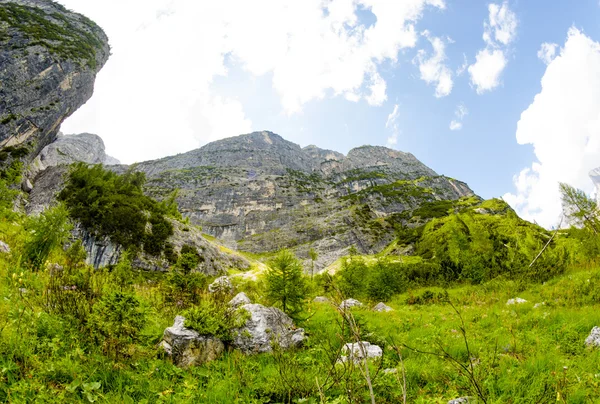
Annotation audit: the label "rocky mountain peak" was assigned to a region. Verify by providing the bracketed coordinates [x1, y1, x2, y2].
[0, 0, 110, 163]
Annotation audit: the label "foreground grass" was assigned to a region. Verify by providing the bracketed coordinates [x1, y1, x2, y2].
[2, 228, 600, 404]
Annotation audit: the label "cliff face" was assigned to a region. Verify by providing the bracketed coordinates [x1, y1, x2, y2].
[133, 131, 476, 269]
[0, 0, 109, 163]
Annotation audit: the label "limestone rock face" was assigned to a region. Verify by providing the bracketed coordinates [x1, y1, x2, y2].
[30, 133, 118, 176]
[585, 326, 600, 348]
[130, 131, 475, 271]
[232, 303, 305, 354]
[0, 0, 109, 160]
[161, 316, 225, 367]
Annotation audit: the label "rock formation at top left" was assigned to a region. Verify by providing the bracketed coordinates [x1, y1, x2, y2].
[0, 0, 109, 161]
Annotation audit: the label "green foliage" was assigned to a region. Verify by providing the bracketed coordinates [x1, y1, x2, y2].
[111, 251, 134, 291]
[59, 163, 174, 257]
[176, 244, 201, 274]
[163, 269, 207, 308]
[265, 249, 308, 316]
[560, 182, 600, 234]
[337, 257, 408, 301]
[89, 291, 146, 359]
[182, 297, 249, 341]
[23, 204, 72, 270]
[0, 3, 105, 68]
[412, 199, 454, 218]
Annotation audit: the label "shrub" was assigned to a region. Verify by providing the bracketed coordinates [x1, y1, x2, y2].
[23, 204, 72, 270]
[58, 163, 173, 257]
[182, 298, 249, 341]
[89, 291, 146, 359]
[265, 250, 308, 316]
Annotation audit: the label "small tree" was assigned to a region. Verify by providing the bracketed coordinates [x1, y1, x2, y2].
[266, 250, 308, 316]
[23, 203, 72, 270]
[308, 247, 318, 280]
[559, 183, 600, 234]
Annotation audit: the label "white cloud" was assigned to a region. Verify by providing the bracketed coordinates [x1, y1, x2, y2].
[537, 42, 558, 65]
[504, 28, 600, 228]
[468, 2, 517, 94]
[386, 104, 400, 147]
[449, 121, 462, 131]
[449, 103, 468, 131]
[484, 2, 517, 46]
[58, 0, 447, 163]
[468, 49, 507, 93]
[415, 31, 453, 97]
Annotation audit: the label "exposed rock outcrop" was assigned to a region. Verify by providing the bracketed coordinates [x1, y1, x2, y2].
[585, 326, 600, 348]
[229, 292, 251, 307]
[339, 298, 363, 310]
[161, 316, 225, 367]
[373, 302, 393, 312]
[338, 341, 382, 364]
[208, 276, 234, 294]
[130, 131, 475, 271]
[0, 0, 110, 163]
[29, 133, 118, 177]
[232, 303, 305, 354]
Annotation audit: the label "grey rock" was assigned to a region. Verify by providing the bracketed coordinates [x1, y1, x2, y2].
[209, 276, 234, 294]
[448, 398, 473, 404]
[29, 133, 117, 177]
[338, 341, 382, 363]
[161, 316, 225, 367]
[21, 178, 33, 192]
[339, 298, 363, 310]
[232, 303, 305, 354]
[506, 297, 528, 305]
[0, 0, 109, 161]
[313, 296, 329, 303]
[0, 241, 10, 253]
[229, 292, 251, 307]
[585, 326, 600, 347]
[373, 302, 393, 312]
[533, 302, 546, 309]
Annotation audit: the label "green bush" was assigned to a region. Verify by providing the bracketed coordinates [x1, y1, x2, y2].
[59, 163, 173, 257]
[23, 204, 72, 270]
[182, 298, 248, 341]
[89, 291, 146, 359]
[265, 250, 308, 316]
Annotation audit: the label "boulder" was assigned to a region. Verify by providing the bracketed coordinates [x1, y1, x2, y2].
[585, 326, 600, 348]
[506, 297, 527, 305]
[209, 276, 234, 294]
[0, 241, 10, 254]
[313, 296, 329, 303]
[448, 398, 472, 404]
[339, 341, 382, 364]
[533, 302, 545, 309]
[161, 316, 225, 367]
[339, 298, 363, 310]
[229, 292, 251, 307]
[232, 303, 305, 354]
[373, 302, 393, 312]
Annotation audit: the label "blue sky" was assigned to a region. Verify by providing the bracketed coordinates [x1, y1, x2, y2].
[59, 0, 600, 227]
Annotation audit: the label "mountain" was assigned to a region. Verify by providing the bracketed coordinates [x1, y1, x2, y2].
[131, 131, 475, 269]
[0, 0, 109, 177]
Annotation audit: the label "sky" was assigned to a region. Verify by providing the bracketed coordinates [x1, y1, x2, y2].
[56, 0, 600, 229]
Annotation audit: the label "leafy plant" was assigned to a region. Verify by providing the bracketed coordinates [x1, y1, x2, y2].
[265, 250, 308, 316]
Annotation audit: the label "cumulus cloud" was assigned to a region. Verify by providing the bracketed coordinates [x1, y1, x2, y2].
[386, 104, 400, 147]
[468, 1, 517, 94]
[468, 49, 507, 94]
[503, 28, 600, 228]
[537, 42, 558, 65]
[415, 31, 453, 97]
[449, 103, 468, 131]
[58, 0, 446, 162]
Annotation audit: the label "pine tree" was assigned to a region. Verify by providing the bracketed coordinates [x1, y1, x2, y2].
[559, 182, 600, 234]
[265, 250, 307, 316]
